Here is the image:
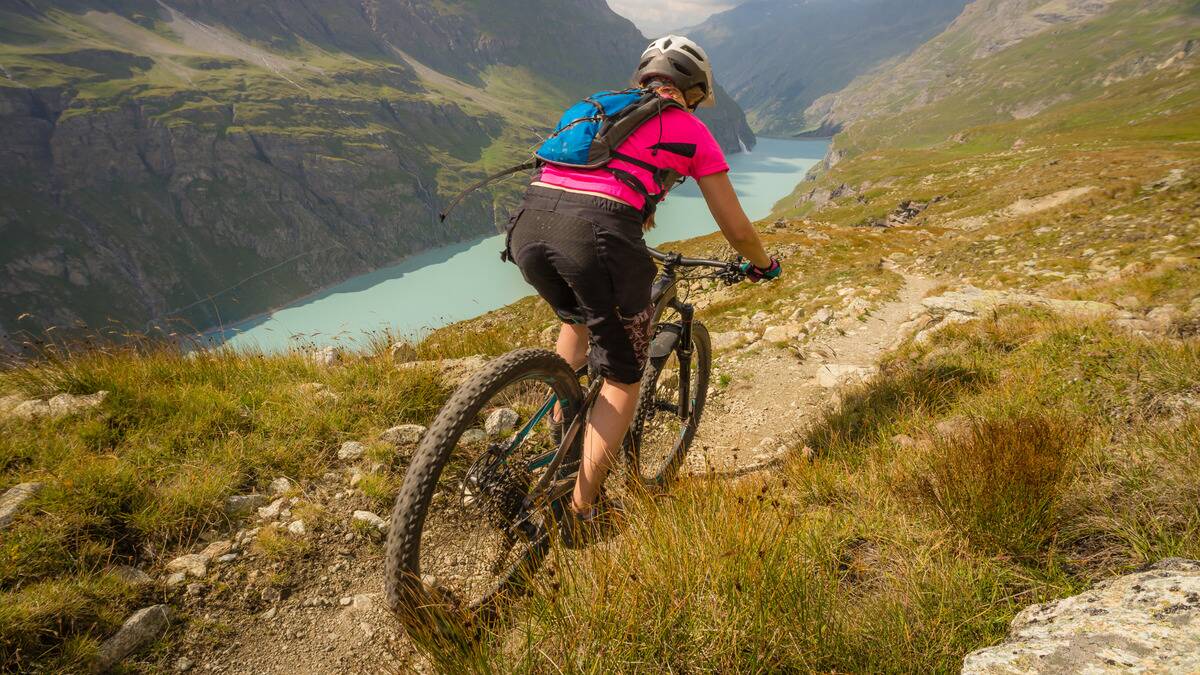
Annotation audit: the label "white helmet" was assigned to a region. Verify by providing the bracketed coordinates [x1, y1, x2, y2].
[632, 35, 716, 108]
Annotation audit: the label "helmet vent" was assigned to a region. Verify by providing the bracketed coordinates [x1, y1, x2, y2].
[639, 59, 651, 69]
[673, 62, 692, 77]
[663, 38, 673, 49]
[681, 45, 704, 61]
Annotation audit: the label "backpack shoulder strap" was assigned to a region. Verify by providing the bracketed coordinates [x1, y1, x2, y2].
[439, 159, 538, 222]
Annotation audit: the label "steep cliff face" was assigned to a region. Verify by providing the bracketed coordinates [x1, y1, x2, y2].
[693, 0, 970, 136]
[0, 0, 755, 344]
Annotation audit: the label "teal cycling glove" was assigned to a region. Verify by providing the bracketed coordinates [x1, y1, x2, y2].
[741, 257, 782, 282]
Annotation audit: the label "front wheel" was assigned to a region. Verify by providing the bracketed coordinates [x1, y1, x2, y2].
[626, 321, 711, 488]
[384, 349, 584, 633]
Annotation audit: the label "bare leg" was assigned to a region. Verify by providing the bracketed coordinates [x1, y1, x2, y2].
[571, 379, 639, 515]
[553, 322, 641, 514]
[552, 324, 587, 423]
[555, 323, 588, 371]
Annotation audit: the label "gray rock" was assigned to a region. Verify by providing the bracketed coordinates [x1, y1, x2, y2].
[268, 477, 292, 495]
[92, 605, 171, 672]
[224, 494, 268, 518]
[0, 481, 43, 530]
[963, 559, 1200, 674]
[396, 355, 488, 385]
[379, 424, 426, 447]
[711, 331, 757, 350]
[1115, 295, 1143, 311]
[165, 554, 207, 578]
[47, 391, 108, 417]
[484, 408, 520, 436]
[812, 308, 834, 324]
[287, 520, 307, 536]
[257, 497, 285, 520]
[11, 399, 49, 419]
[351, 510, 389, 532]
[762, 324, 801, 345]
[165, 571, 187, 587]
[107, 565, 153, 586]
[922, 286, 1121, 321]
[175, 656, 195, 672]
[199, 540, 232, 560]
[308, 346, 340, 367]
[1146, 305, 1184, 331]
[388, 341, 418, 363]
[214, 553, 238, 564]
[0, 393, 23, 416]
[816, 364, 876, 388]
[460, 428, 487, 445]
[338, 441, 366, 461]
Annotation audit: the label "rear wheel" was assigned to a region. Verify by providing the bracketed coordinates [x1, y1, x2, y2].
[626, 321, 711, 488]
[384, 349, 583, 632]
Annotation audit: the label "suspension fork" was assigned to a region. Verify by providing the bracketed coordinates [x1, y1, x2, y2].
[670, 297, 695, 421]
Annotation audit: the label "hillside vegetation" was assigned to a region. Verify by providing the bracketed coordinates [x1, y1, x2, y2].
[1, 0, 1198, 671]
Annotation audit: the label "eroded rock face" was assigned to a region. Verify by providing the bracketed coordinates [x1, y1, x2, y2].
[963, 559, 1200, 674]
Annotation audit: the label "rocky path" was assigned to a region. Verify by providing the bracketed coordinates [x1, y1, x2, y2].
[689, 273, 938, 476]
[159, 275, 943, 673]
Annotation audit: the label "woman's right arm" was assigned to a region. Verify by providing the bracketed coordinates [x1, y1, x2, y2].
[696, 172, 772, 269]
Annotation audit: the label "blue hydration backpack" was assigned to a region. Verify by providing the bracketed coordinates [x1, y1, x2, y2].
[441, 87, 685, 221]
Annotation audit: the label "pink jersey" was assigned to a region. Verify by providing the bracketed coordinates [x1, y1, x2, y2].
[537, 106, 730, 211]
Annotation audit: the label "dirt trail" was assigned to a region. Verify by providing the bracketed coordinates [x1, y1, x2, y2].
[689, 274, 937, 476]
[168, 275, 937, 673]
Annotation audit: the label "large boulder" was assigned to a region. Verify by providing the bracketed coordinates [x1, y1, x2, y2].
[922, 286, 1123, 321]
[963, 559, 1200, 674]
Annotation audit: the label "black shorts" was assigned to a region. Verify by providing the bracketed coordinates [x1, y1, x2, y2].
[505, 186, 658, 385]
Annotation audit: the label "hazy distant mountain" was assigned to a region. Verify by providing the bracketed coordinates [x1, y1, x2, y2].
[0, 0, 753, 341]
[693, 0, 970, 135]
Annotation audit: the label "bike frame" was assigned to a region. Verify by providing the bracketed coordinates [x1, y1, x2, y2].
[503, 253, 701, 516]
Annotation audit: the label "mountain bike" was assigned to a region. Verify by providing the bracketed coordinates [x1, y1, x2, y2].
[383, 247, 746, 630]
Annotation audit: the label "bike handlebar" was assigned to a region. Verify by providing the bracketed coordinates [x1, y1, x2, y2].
[646, 247, 732, 270]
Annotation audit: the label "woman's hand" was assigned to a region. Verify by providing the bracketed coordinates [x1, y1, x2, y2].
[696, 172, 772, 269]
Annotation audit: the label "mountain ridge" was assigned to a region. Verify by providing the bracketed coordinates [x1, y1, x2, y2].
[693, 0, 970, 135]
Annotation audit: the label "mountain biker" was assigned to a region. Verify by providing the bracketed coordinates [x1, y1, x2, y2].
[505, 35, 781, 537]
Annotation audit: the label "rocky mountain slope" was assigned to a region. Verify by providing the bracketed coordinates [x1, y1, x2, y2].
[0, 0, 754, 346]
[804, 0, 1195, 141]
[693, 0, 970, 135]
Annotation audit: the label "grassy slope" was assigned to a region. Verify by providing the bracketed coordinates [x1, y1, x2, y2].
[427, 2, 1197, 671]
[2, 2, 1199, 672]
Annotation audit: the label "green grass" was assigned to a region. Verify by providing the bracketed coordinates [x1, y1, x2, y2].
[0, 335, 455, 671]
[432, 304, 1199, 672]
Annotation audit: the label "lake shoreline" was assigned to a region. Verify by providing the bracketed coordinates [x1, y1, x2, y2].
[217, 138, 830, 352]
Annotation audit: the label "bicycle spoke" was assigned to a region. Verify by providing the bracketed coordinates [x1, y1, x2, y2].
[416, 376, 562, 608]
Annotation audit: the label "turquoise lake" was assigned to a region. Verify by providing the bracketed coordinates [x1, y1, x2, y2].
[216, 137, 828, 351]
